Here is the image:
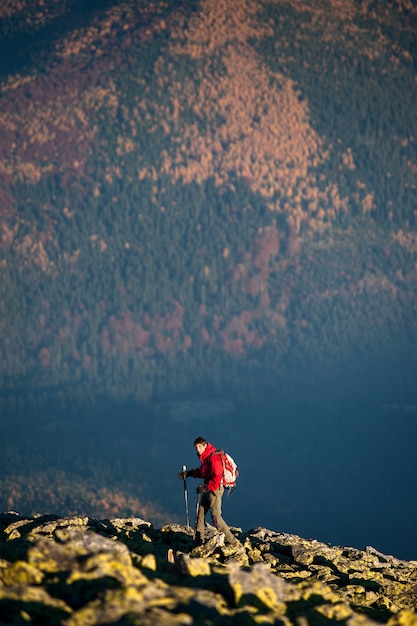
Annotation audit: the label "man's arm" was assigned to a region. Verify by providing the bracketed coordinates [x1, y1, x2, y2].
[186, 467, 202, 478]
[205, 454, 223, 492]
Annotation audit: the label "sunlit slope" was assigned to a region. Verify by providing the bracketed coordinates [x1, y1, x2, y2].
[0, 0, 416, 397]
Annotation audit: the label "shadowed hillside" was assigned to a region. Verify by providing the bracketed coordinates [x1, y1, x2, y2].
[0, 0, 416, 399]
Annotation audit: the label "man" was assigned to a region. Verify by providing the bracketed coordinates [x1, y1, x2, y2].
[178, 436, 239, 548]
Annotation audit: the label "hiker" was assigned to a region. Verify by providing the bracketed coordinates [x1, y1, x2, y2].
[178, 436, 239, 548]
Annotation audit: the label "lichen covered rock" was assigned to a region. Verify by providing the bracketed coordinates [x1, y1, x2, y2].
[0, 512, 415, 625]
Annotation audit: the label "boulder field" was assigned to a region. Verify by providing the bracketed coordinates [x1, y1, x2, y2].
[0, 512, 416, 625]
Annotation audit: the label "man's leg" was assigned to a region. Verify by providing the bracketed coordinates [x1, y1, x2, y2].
[195, 492, 209, 542]
[208, 486, 238, 545]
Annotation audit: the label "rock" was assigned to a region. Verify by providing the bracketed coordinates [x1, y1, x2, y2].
[140, 553, 157, 571]
[0, 584, 72, 622]
[227, 561, 288, 612]
[0, 560, 44, 586]
[0, 512, 415, 625]
[175, 553, 211, 577]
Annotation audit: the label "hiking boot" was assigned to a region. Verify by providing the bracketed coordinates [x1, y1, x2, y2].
[225, 537, 242, 548]
[190, 541, 206, 557]
[192, 534, 204, 549]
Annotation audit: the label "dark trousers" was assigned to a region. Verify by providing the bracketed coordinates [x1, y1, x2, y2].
[196, 485, 235, 543]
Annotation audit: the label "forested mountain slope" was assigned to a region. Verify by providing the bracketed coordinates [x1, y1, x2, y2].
[0, 0, 416, 403]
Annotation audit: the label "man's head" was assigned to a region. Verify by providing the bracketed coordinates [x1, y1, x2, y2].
[194, 436, 207, 456]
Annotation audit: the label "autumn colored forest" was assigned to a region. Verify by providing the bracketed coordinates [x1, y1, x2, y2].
[0, 0, 416, 524]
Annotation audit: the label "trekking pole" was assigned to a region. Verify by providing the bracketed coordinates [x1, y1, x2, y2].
[182, 465, 190, 527]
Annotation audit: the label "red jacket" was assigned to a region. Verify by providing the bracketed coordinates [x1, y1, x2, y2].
[189, 442, 223, 492]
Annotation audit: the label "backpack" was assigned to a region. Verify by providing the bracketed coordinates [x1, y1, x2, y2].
[215, 449, 239, 490]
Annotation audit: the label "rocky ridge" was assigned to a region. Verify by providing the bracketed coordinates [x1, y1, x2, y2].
[0, 512, 416, 625]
